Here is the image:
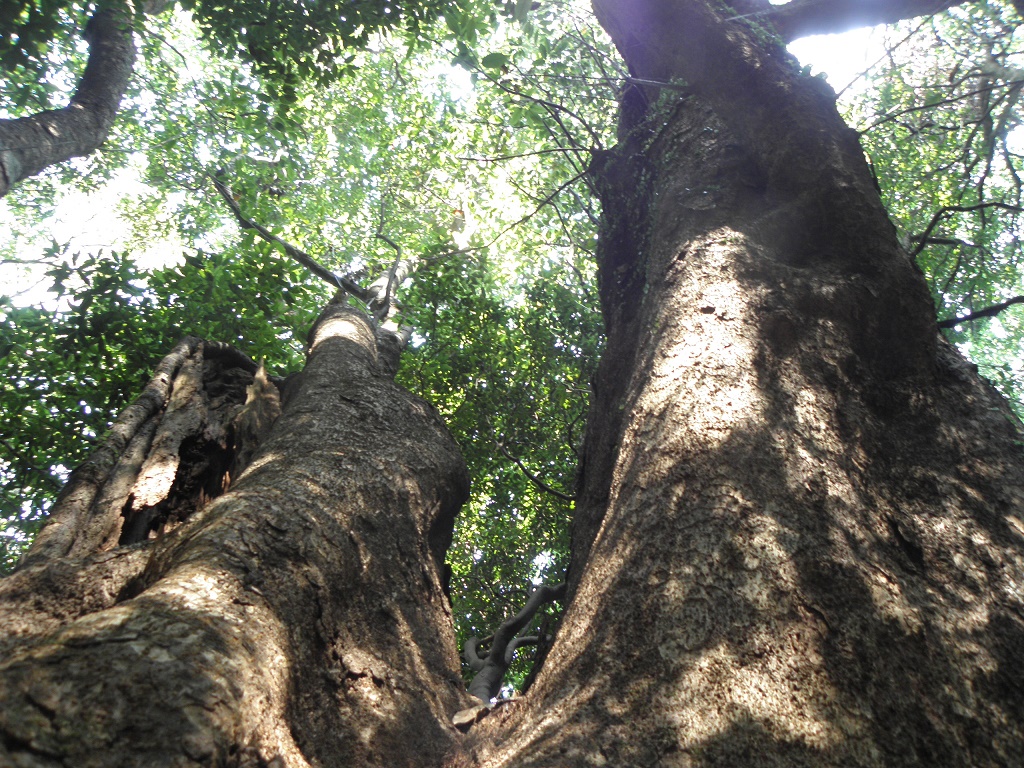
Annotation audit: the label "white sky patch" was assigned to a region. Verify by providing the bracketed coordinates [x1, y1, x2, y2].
[531, 552, 553, 585]
[1, 159, 186, 308]
[788, 26, 884, 96]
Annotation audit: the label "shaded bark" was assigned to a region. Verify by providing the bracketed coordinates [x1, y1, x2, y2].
[0, 1, 136, 198]
[0, 302, 471, 767]
[452, 1, 1024, 765]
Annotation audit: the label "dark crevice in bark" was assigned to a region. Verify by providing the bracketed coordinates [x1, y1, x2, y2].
[567, 101, 658, 598]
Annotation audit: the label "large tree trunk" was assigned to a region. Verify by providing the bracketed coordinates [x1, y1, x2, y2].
[453, 1, 1024, 766]
[0, 301, 471, 767]
[4, 2, 1024, 767]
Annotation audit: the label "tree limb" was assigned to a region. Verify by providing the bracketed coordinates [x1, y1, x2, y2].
[464, 582, 566, 702]
[742, 0, 971, 43]
[911, 201, 1024, 258]
[504, 635, 540, 666]
[498, 443, 576, 503]
[0, 1, 136, 198]
[938, 296, 1024, 328]
[209, 173, 369, 300]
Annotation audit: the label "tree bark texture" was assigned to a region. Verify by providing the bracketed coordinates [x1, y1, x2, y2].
[0, 1, 136, 198]
[0, 303, 471, 767]
[453, 1, 1024, 765]
[4, 1, 1024, 767]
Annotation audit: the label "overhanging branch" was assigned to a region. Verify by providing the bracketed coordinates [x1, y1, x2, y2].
[911, 202, 1024, 258]
[0, 1, 137, 197]
[498, 443, 576, 503]
[741, 0, 971, 43]
[209, 173, 369, 301]
[938, 297, 1024, 329]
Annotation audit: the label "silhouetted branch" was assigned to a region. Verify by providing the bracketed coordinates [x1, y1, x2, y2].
[464, 582, 567, 702]
[938, 296, 1024, 329]
[911, 201, 1024, 258]
[498, 443, 576, 503]
[209, 173, 368, 300]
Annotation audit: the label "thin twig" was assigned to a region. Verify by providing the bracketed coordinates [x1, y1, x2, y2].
[911, 201, 1024, 257]
[498, 444, 575, 503]
[864, 79, 1024, 134]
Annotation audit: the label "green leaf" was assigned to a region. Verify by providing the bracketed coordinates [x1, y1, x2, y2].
[481, 52, 509, 70]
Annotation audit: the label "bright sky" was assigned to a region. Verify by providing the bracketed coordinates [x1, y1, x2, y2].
[790, 27, 887, 93]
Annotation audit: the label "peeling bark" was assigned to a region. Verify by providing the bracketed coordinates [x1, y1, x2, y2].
[0, 0, 136, 198]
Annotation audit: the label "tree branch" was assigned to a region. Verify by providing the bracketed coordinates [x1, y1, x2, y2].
[464, 582, 566, 702]
[498, 443, 576, 503]
[0, 1, 137, 198]
[745, 0, 971, 43]
[910, 201, 1024, 258]
[209, 173, 369, 300]
[938, 296, 1024, 329]
[864, 79, 1024, 135]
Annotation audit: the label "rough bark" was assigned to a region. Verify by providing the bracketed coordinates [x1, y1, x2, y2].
[0, 302, 472, 767]
[451, 1, 1024, 765]
[0, 0, 136, 198]
[5, 1, 1024, 766]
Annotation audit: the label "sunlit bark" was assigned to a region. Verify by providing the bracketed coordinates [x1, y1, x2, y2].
[0, 303, 471, 767]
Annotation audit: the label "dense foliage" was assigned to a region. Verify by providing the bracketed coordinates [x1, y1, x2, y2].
[2, 0, 1023, 692]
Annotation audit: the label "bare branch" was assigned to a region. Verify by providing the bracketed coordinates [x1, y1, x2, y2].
[938, 296, 1024, 329]
[209, 173, 368, 300]
[911, 201, 1024, 258]
[498, 443, 576, 503]
[738, 0, 971, 44]
[863, 80, 1024, 135]
[465, 582, 566, 702]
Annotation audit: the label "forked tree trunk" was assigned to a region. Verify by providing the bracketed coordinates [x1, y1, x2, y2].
[449, 2, 1024, 766]
[0, 302, 471, 767]
[4, 1, 1024, 767]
